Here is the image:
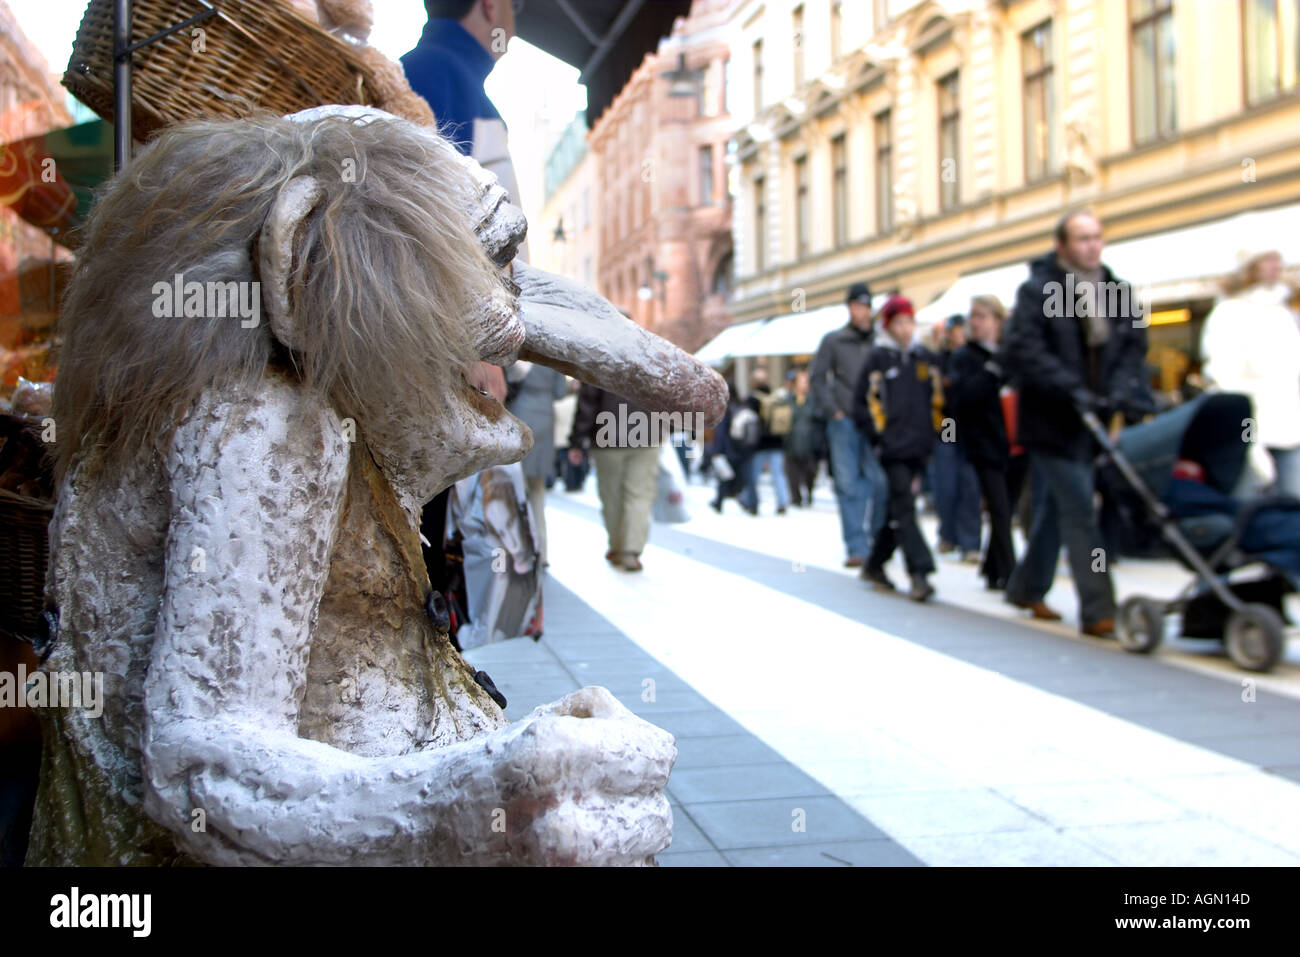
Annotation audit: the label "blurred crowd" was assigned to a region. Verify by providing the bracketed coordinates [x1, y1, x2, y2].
[672, 209, 1300, 636]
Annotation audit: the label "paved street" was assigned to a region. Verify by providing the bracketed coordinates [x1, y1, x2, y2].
[464, 471, 1300, 866]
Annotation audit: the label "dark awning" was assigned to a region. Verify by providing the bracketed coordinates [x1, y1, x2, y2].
[515, 0, 693, 124]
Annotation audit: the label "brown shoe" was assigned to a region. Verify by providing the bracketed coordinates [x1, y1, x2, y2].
[844, 555, 867, 568]
[1009, 598, 1063, 621]
[1081, 618, 1115, 638]
[605, 550, 619, 564]
[620, 553, 644, 572]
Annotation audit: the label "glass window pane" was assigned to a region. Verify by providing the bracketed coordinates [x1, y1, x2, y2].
[1132, 26, 1157, 142]
[1246, 0, 1280, 102]
[1157, 13, 1177, 135]
[1045, 75, 1058, 172]
[1025, 81, 1044, 179]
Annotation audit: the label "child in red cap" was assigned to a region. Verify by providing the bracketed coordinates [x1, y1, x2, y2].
[852, 296, 943, 601]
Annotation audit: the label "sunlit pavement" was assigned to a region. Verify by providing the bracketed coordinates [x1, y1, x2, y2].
[463, 471, 1300, 866]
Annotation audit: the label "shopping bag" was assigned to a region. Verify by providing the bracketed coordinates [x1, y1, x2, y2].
[653, 444, 690, 524]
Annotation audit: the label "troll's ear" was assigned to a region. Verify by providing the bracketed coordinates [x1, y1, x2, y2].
[260, 176, 325, 352]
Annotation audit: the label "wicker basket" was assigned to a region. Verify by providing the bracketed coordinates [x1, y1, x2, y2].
[63, 0, 378, 144]
[0, 488, 53, 643]
[0, 411, 54, 644]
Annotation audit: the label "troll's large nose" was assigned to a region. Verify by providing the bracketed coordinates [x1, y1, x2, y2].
[513, 262, 728, 427]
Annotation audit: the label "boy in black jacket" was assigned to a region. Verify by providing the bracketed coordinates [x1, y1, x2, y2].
[853, 296, 943, 601]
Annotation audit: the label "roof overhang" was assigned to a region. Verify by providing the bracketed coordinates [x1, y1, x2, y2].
[514, 0, 694, 125]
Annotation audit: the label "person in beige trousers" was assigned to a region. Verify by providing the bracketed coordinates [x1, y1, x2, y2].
[505, 362, 568, 565]
[568, 383, 662, 571]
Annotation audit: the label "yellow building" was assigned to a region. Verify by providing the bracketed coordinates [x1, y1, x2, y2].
[532, 113, 600, 292]
[721, 0, 1300, 384]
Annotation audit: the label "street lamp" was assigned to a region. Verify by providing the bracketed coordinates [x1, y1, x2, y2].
[638, 269, 669, 304]
[663, 53, 699, 98]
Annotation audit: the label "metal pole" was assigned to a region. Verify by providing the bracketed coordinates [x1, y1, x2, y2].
[113, 0, 132, 172]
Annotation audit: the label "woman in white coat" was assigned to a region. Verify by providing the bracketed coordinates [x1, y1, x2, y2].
[1200, 248, 1300, 496]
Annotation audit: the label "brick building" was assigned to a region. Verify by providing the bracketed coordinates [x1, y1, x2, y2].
[588, 0, 734, 352]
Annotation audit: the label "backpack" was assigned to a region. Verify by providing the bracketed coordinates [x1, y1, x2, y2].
[729, 406, 761, 449]
[758, 390, 795, 437]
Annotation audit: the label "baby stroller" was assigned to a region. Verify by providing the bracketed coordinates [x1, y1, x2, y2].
[1084, 392, 1299, 672]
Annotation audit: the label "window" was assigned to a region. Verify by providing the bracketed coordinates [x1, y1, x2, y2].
[832, 2, 843, 62]
[724, 57, 733, 115]
[1244, 0, 1300, 104]
[938, 71, 960, 211]
[699, 144, 714, 205]
[795, 155, 810, 258]
[1022, 21, 1057, 180]
[754, 176, 766, 272]
[1130, 0, 1176, 144]
[713, 252, 734, 297]
[874, 110, 893, 234]
[702, 60, 719, 117]
[793, 5, 806, 88]
[873, 0, 889, 33]
[753, 39, 764, 111]
[832, 134, 848, 246]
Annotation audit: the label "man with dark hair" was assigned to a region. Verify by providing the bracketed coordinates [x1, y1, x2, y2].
[403, 0, 521, 206]
[1053, 207, 1094, 246]
[407, 0, 534, 637]
[1001, 210, 1153, 636]
[811, 281, 889, 566]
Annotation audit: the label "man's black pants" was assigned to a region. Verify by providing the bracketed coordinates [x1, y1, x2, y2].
[867, 458, 935, 577]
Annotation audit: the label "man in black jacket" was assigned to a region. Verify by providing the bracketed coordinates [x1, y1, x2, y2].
[1001, 210, 1152, 636]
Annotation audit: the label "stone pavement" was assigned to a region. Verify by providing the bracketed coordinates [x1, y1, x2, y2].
[462, 477, 1300, 866]
[463, 580, 923, 866]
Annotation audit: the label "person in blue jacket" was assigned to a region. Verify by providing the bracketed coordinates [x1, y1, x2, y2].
[402, 0, 523, 210]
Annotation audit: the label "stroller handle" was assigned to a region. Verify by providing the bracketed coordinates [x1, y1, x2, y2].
[1077, 404, 1244, 611]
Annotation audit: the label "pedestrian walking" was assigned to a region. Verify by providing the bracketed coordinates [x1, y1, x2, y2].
[932, 314, 983, 561]
[569, 384, 663, 572]
[947, 295, 1024, 591]
[1001, 209, 1153, 636]
[1200, 247, 1300, 496]
[783, 368, 823, 507]
[854, 296, 942, 602]
[811, 281, 889, 566]
[709, 382, 761, 514]
[552, 378, 587, 491]
[742, 368, 793, 515]
[505, 362, 568, 565]
[407, 0, 535, 639]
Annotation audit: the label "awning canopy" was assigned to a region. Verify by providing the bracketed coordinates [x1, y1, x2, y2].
[694, 318, 765, 365]
[515, 1, 693, 125]
[914, 262, 1030, 327]
[730, 303, 852, 358]
[914, 201, 1300, 326]
[695, 295, 892, 365]
[1104, 201, 1300, 294]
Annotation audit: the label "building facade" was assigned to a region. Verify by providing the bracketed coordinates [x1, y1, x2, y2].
[531, 112, 601, 291]
[588, 0, 735, 351]
[724, 0, 1300, 379]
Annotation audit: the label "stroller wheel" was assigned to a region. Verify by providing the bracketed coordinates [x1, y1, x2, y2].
[1117, 596, 1165, 654]
[1225, 604, 1286, 673]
